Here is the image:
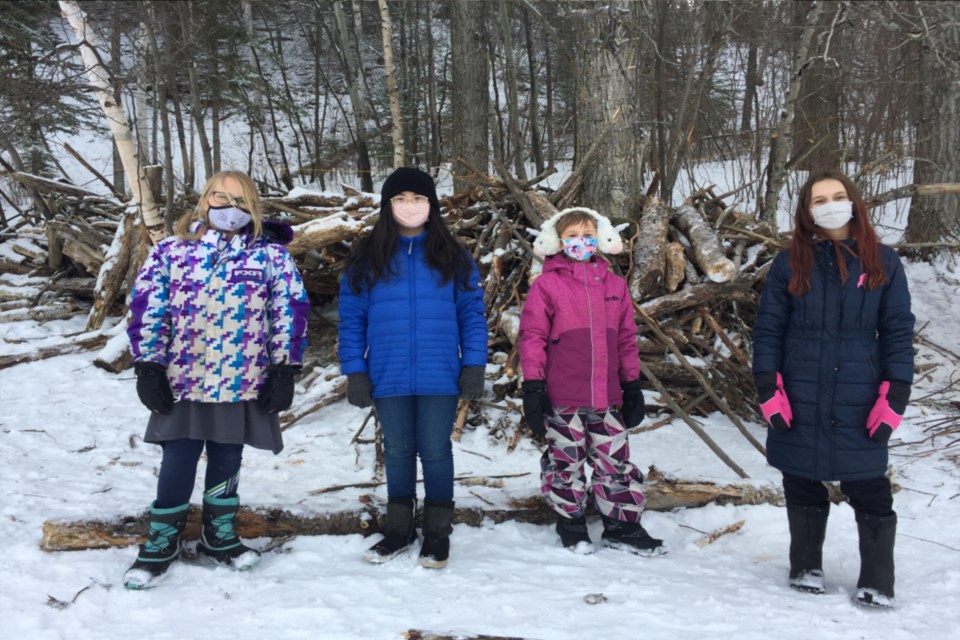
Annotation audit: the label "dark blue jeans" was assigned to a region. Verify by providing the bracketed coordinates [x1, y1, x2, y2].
[374, 395, 459, 501]
[155, 439, 244, 508]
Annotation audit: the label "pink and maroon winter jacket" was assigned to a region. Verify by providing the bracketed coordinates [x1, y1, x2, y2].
[518, 255, 640, 409]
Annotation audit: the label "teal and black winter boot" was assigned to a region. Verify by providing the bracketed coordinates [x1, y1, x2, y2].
[196, 495, 261, 570]
[123, 502, 190, 590]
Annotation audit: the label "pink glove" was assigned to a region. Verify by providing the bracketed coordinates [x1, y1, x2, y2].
[754, 372, 792, 433]
[866, 381, 910, 443]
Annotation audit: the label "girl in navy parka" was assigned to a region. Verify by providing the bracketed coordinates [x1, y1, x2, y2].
[338, 167, 487, 569]
[753, 170, 915, 608]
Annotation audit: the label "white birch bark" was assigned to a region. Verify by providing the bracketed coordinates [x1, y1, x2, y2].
[58, 0, 166, 244]
[672, 204, 735, 283]
[377, 0, 405, 167]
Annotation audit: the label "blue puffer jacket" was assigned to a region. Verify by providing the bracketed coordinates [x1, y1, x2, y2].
[337, 232, 487, 397]
[753, 242, 914, 481]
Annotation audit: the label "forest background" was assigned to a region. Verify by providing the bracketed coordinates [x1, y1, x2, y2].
[1, 2, 960, 639]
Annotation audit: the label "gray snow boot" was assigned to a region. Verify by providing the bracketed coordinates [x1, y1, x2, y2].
[855, 512, 897, 608]
[419, 499, 455, 569]
[196, 495, 261, 570]
[787, 504, 829, 594]
[123, 502, 190, 590]
[364, 497, 418, 564]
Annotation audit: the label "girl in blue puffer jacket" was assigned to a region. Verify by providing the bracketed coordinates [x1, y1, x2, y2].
[753, 170, 914, 608]
[338, 167, 487, 569]
[124, 170, 309, 589]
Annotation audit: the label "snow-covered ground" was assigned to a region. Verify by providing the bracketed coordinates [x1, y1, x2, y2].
[1, 253, 959, 640]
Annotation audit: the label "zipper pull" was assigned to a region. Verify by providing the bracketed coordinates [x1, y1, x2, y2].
[408, 241, 413, 255]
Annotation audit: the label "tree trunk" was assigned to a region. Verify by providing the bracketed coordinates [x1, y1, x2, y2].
[378, 0, 405, 168]
[333, 0, 373, 192]
[761, 1, 824, 225]
[907, 1, 960, 244]
[523, 8, 544, 175]
[500, 1, 526, 180]
[58, 0, 166, 244]
[573, 2, 646, 217]
[629, 201, 670, 300]
[790, 1, 843, 172]
[450, 0, 490, 192]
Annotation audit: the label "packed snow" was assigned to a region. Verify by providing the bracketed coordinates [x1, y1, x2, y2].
[1, 253, 958, 640]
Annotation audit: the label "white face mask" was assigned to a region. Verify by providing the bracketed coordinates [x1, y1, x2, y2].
[208, 205, 252, 232]
[810, 201, 853, 230]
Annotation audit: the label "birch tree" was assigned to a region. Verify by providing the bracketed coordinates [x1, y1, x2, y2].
[378, 0, 405, 168]
[57, 0, 165, 243]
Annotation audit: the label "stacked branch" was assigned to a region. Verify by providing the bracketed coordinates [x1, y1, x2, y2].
[1, 167, 786, 475]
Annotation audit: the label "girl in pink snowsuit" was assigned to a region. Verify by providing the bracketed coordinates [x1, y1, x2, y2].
[518, 208, 665, 556]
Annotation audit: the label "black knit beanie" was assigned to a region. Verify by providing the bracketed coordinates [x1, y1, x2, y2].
[380, 167, 439, 209]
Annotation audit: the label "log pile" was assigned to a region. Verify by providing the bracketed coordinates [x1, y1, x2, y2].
[1, 168, 786, 476]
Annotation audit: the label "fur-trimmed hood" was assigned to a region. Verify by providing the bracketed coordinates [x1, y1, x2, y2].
[532, 207, 624, 257]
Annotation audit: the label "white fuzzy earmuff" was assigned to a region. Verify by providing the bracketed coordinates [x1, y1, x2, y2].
[531, 207, 624, 257]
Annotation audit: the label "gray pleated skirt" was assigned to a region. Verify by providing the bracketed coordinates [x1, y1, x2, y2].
[145, 400, 283, 454]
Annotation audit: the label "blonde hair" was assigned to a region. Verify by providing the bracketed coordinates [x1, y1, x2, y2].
[554, 210, 598, 236]
[176, 170, 263, 240]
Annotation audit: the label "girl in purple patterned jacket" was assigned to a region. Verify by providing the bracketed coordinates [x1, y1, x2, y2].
[123, 170, 309, 589]
[518, 208, 664, 556]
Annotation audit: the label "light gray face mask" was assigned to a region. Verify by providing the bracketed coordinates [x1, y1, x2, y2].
[810, 200, 853, 230]
[208, 205, 252, 232]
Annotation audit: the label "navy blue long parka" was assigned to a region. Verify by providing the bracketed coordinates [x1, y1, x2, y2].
[753, 241, 914, 481]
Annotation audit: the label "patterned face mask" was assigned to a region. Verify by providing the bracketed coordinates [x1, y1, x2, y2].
[562, 236, 598, 261]
[208, 205, 252, 232]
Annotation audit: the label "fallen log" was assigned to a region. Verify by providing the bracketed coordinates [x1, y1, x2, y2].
[672, 203, 736, 283]
[638, 265, 769, 319]
[39, 466, 788, 551]
[0, 332, 108, 370]
[629, 200, 670, 300]
[286, 212, 365, 256]
[404, 632, 529, 640]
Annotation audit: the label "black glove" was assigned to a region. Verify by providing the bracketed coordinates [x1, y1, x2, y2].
[620, 379, 645, 429]
[347, 372, 373, 408]
[257, 364, 300, 413]
[522, 380, 552, 437]
[458, 366, 485, 400]
[134, 361, 174, 415]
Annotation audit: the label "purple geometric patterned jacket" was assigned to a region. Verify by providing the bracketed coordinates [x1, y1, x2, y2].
[127, 221, 310, 403]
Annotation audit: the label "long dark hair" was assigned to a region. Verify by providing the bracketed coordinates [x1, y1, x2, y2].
[789, 169, 886, 296]
[345, 199, 476, 293]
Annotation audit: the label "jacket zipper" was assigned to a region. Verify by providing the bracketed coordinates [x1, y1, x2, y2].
[583, 264, 596, 408]
[408, 239, 416, 393]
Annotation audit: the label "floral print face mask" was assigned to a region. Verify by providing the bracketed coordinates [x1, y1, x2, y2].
[561, 236, 598, 261]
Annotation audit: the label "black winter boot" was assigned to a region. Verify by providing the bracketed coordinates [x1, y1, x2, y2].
[419, 499, 455, 569]
[196, 495, 261, 570]
[123, 502, 190, 590]
[364, 497, 417, 564]
[786, 504, 829, 594]
[855, 512, 897, 608]
[555, 515, 594, 554]
[600, 515, 666, 557]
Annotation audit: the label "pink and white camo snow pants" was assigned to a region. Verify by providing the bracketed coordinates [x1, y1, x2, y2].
[540, 407, 646, 522]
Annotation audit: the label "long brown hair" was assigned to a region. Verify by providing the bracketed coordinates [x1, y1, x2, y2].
[788, 170, 886, 296]
[175, 170, 263, 240]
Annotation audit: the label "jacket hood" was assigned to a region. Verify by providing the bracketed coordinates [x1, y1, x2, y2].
[261, 220, 294, 245]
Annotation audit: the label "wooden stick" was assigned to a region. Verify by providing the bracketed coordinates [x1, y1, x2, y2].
[695, 519, 746, 547]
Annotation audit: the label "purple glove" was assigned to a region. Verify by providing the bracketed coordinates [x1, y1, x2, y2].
[866, 381, 910, 443]
[754, 372, 792, 433]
